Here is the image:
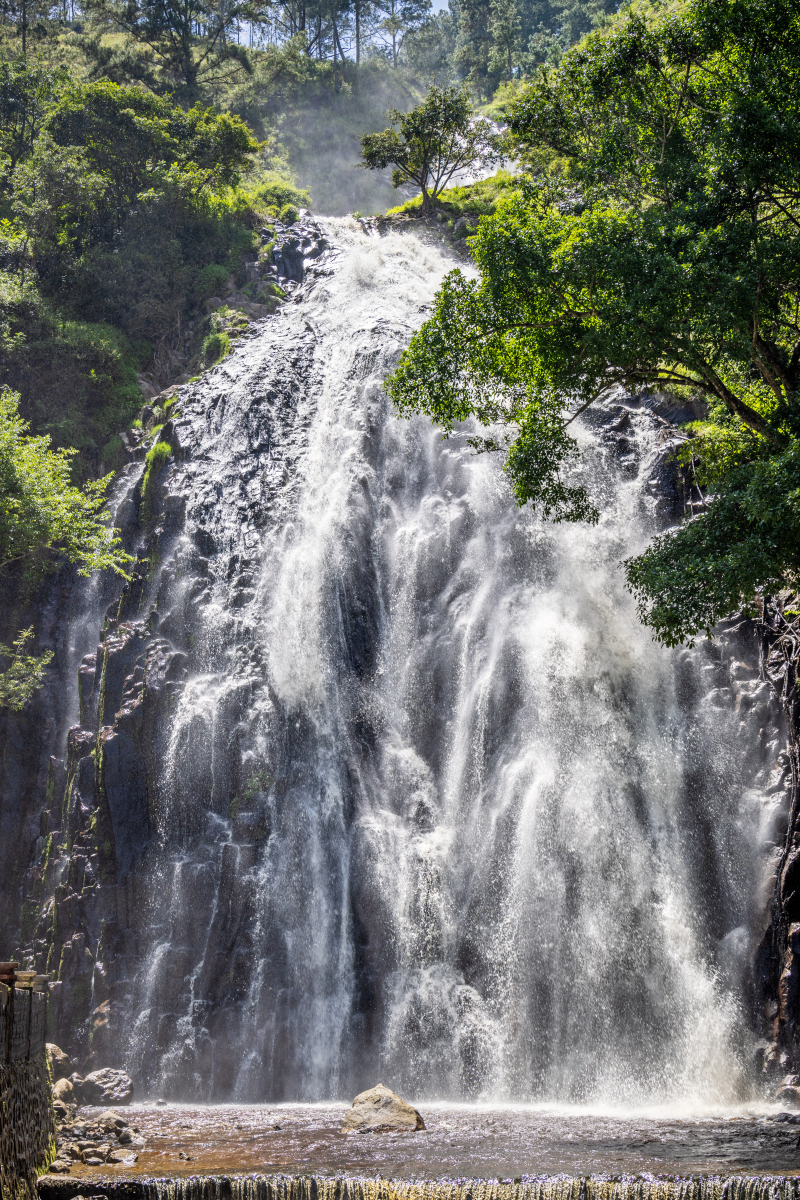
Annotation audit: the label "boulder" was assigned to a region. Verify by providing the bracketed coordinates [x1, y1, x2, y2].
[340, 1083, 425, 1133]
[776, 1084, 800, 1107]
[82, 1068, 134, 1106]
[53, 1077, 75, 1103]
[109, 1149, 138, 1164]
[94, 1109, 129, 1134]
[47, 1043, 74, 1080]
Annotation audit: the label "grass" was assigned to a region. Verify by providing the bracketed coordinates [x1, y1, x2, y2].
[140, 440, 172, 523]
[385, 169, 522, 221]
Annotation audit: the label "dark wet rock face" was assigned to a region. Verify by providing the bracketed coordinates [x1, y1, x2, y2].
[0, 223, 796, 1107]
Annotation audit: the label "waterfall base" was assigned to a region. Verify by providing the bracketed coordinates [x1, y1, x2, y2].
[43, 1105, 800, 1182]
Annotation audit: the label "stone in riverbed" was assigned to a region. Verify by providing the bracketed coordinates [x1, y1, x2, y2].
[82, 1068, 134, 1106]
[47, 1043, 74, 1080]
[340, 1083, 425, 1132]
[776, 1083, 800, 1106]
[108, 1149, 138, 1164]
[52, 1077, 74, 1103]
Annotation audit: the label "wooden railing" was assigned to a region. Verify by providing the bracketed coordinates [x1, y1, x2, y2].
[0, 963, 49, 1065]
[0, 962, 55, 1200]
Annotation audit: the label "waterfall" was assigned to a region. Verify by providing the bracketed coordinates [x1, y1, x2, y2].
[74, 221, 785, 1106]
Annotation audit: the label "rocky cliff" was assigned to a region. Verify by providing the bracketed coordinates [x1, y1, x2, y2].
[0, 218, 797, 1104]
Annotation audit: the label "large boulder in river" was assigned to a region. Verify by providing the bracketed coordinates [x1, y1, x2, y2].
[341, 1083, 425, 1132]
[52, 1077, 74, 1104]
[81, 1068, 134, 1106]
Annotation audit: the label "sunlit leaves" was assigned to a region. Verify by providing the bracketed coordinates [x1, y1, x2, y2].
[387, 0, 800, 643]
[0, 628, 53, 712]
[0, 386, 133, 579]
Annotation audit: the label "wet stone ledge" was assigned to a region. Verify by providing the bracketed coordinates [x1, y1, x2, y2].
[35, 1174, 800, 1200]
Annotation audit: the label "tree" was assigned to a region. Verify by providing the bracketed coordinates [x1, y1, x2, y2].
[0, 386, 132, 578]
[11, 80, 258, 272]
[0, 386, 133, 708]
[82, 0, 268, 100]
[489, 0, 521, 78]
[453, 0, 495, 98]
[0, 57, 65, 185]
[385, 0, 800, 645]
[359, 83, 501, 213]
[0, 628, 52, 711]
[371, 0, 430, 67]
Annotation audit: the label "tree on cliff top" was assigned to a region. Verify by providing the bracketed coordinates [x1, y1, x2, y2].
[359, 84, 502, 213]
[386, 0, 800, 646]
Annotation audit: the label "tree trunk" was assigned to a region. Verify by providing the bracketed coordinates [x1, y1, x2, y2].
[355, 0, 360, 65]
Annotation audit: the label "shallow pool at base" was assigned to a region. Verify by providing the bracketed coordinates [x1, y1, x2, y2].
[66, 1104, 800, 1179]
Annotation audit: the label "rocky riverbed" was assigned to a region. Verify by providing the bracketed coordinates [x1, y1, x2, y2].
[43, 1103, 800, 1180]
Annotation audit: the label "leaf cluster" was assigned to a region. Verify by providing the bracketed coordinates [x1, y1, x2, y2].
[0, 627, 52, 711]
[0, 385, 133, 577]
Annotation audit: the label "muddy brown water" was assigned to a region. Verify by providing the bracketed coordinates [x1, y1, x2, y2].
[58, 1104, 800, 1180]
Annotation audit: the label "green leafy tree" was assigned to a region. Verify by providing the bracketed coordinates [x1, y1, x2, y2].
[0, 386, 133, 708]
[489, 0, 521, 77]
[0, 385, 132, 578]
[82, 0, 268, 100]
[372, 0, 430, 66]
[0, 56, 65, 185]
[359, 83, 501, 212]
[0, 628, 52, 711]
[453, 0, 495, 98]
[386, 0, 800, 645]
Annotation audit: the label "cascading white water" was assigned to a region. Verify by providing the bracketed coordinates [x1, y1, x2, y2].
[125, 221, 785, 1107]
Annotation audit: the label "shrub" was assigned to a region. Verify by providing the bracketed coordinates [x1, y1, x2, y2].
[194, 263, 230, 301]
[140, 439, 171, 522]
[253, 177, 310, 213]
[202, 330, 230, 365]
[279, 203, 299, 225]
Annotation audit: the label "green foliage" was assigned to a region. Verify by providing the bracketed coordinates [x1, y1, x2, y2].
[360, 83, 502, 211]
[388, 0, 800, 643]
[82, 0, 267, 102]
[0, 385, 133, 578]
[253, 176, 310, 214]
[626, 443, 800, 646]
[386, 167, 519, 217]
[0, 627, 53, 711]
[0, 71, 261, 474]
[243, 769, 274, 800]
[140, 439, 172, 523]
[202, 330, 230, 364]
[195, 263, 230, 301]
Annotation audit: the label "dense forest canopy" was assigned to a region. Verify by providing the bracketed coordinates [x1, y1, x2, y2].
[0, 0, 621, 473]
